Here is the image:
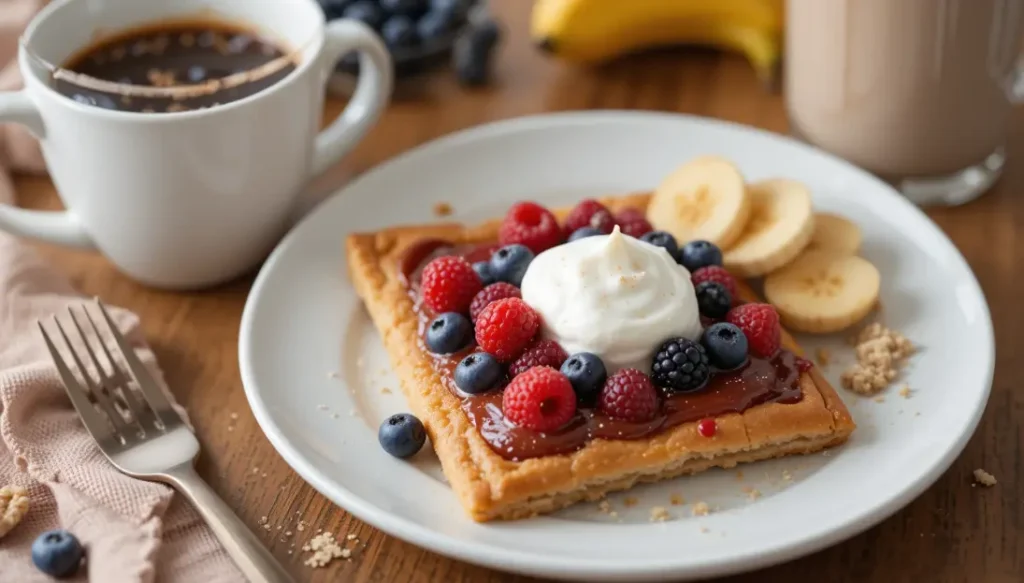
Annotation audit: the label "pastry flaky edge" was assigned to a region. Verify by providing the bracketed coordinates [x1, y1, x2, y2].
[346, 192, 856, 522]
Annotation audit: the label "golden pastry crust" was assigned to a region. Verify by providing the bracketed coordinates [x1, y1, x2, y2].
[346, 193, 856, 522]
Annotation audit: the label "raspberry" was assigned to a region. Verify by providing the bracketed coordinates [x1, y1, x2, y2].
[726, 303, 781, 358]
[499, 201, 563, 254]
[691, 265, 738, 302]
[697, 418, 717, 437]
[613, 208, 653, 238]
[598, 368, 659, 421]
[502, 366, 577, 432]
[421, 256, 483, 314]
[509, 340, 568, 377]
[475, 297, 540, 362]
[564, 199, 612, 234]
[469, 282, 521, 321]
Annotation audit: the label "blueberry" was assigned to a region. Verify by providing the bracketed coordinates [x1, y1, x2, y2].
[453, 20, 501, 86]
[343, 1, 385, 29]
[701, 323, 748, 370]
[416, 8, 456, 42]
[568, 226, 604, 242]
[640, 230, 679, 257]
[381, 15, 418, 48]
[71, 93, 117, 110]
[319, 0, 354, 18]
[378, 413, 426, 458]
[380, 0, 428, 16]
[454, 352, 503, 394]
[472, 260, 495, 285]
[695, 281, 731, 319]
[429, 0, 471, 17]
[425, 312, 472, 354]
[560, 352, 607, 401]
[31, 530, 83, 578]
[489, 244, 533, 287]
[677, 240, 723, 272]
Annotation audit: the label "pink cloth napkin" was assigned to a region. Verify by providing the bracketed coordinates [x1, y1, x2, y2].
[0, 3, 243, 582]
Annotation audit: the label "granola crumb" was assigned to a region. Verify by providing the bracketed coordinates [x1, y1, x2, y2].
[899, 384, 913, 399]
[0, 485, 30, 539]
[669, 493, 685, 506]
[296, 521, 307, 532]
[252, 467, 259, 474]
[302, 532, 349, 568]
[840, 323, 915, 395]
[815, 348, 831, 367]
[346, 533, 357, 541]
[623, 496, 639, 508]
[649, 506, 670, 522]
[598, 500, 612, 513]
[973, 469, 997, 487]
[782, 470, 793, 482]
[691, 502, 710, 517]
[433, 202, 453, 217]
[735, 470, 744, 480]
[743, 487, 762, 501]
[230, 412, 239, 420]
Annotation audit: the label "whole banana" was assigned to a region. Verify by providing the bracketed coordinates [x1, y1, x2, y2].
[531, 0, 784, 82]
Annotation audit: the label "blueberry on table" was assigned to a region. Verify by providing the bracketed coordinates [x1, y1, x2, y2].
[416, 7, 457, 42]
[568, 226, 604, 242]
[31, 530, 84, 578]
[695, 281, 731, 319]
[453, 20, 502, 86]
[701, 322, 748, 370]
[378, 413, 426, 458]
[472, 260, 495, 286]
[318, 0, 355, 20]
[640, 230, 679, 257]
[678, 240, 723, 272]
[382, 15, 419, 48]
[489, 244, 533, 287]
[380, 0, 428, 17]
[454, 352, 503, 394]
[343, 1, 386, 30]
[560, 352, 607, 401]
[425, 312, 473, 354]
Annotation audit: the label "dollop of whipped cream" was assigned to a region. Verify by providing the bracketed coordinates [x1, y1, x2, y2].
[520, 226, 702, 374]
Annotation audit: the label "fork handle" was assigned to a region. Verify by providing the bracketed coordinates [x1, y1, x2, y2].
[162, 465, 296, 583]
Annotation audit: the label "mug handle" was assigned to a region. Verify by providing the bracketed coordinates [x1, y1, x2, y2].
[0, 91, 95, 248]
[310, 19, 393, 177]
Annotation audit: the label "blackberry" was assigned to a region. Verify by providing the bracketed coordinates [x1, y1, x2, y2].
[695, 281, 731, 319]
[650, 337, 709, 393]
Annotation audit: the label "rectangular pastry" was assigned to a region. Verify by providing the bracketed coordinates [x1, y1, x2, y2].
[346, 193, 855, 522]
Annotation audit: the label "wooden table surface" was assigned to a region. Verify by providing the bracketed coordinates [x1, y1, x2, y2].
[14, 1, 1020, 581]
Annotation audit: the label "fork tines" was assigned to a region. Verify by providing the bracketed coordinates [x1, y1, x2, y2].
[38, 300, 180, 446]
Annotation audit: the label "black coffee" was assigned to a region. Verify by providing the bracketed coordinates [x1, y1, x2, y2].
[55, 19, 297, 113]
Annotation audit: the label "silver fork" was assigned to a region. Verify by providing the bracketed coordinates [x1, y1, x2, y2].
[38, 300, 295, 583]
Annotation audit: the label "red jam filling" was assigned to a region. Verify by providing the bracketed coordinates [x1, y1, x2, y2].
[401, 239, 804, 462]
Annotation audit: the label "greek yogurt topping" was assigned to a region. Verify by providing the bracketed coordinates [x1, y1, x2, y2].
[520, 226, 702, 373]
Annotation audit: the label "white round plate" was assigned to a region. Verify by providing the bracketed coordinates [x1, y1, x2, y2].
[240, 112, 994, 581]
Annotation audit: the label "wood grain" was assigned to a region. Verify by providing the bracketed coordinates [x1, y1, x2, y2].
[12, 1, 1020, 581]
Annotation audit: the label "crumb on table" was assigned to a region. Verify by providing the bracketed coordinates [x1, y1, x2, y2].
[623, 496, 638, 508]
[302, 532, 351, 568]
[669, 493, 684, 506]
[899, 384, 913, 399]
[649, 506, 670, 522]
[815, 348, 831, 367]
[433, 202, 453, 217]
[973, 468, 997, 487]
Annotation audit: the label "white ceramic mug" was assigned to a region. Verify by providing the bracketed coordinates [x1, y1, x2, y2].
[0, 0, 392, 289]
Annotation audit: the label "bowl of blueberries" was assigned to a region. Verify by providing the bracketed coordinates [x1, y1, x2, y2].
[320, 0, 501, 85]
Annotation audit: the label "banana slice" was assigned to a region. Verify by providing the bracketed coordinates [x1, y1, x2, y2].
[722, 178, 813, 278]
[805, 213, 862, 255]
[646, 156, 751, 248]
[764, 250, 880, 334]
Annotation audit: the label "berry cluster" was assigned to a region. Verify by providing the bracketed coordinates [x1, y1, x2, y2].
[403, 199, 784, 445]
